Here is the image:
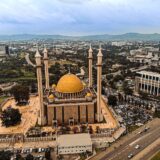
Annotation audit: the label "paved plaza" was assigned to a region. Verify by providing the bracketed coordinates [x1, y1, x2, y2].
[0, 96, 39, 135]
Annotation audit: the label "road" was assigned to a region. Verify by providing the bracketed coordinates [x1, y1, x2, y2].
[90, 118, 160, 160]
[25, 53, 36, 67]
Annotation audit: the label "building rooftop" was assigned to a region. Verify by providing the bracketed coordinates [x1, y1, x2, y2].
[57, 133, 92, 147]
[137, 71, 160, 77]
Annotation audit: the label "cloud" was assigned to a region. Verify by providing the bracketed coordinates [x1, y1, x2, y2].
[0, 0, 160, 35]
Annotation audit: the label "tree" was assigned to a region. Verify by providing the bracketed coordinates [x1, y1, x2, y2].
[45, 151, 51, 160]
[108, 95, 117, 107]
[16, 154, 24, 160]
[26, 154, 34, 160]
[1, 107, 21, 127]
[113, 75, 124, 82]
[0, 88, 3, 95]
[72, 126, 79, 133]
[89, 126, 93, 134]
[81, 125, 87, 133]
[0, 150, 13, 160]
[124, 87, 133, 95]
[10, 85, 29, 105]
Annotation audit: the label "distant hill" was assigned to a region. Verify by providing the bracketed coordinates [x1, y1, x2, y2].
[1, 33, 160, 41]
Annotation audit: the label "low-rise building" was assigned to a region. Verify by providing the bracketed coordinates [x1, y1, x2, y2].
[57, 133, 92, 155]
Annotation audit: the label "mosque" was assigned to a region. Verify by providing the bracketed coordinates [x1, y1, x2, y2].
[35, 45, 104, 126]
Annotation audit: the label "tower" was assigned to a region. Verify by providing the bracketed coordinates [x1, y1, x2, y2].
[96, 45, 103, 122]
[35, 48, 46, 126]
[88, 44, 93, 87]
[43, 47, 50, 90]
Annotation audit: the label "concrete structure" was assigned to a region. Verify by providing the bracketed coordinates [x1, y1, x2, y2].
[35, 45, 105, 126]
[96, 46, 103, 122]
[0, 45, 9, 60]
[35, 49, 46, 125]
[127, 48, 160, 66]
[57, 134, 92, 155]
[88, 44, 93, 87]
[43, 47, 50, 89]
[46, 74, 97, 126]
[135, 71, 160, 96]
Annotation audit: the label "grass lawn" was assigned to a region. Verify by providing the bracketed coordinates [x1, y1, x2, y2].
[151, 151, 160, 160]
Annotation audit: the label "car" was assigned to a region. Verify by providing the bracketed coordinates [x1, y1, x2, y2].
[135, 144, 140, 149]
[144, 127, 150, 132]
[38, 148, 42, 153]
[128, 153, 133, 159]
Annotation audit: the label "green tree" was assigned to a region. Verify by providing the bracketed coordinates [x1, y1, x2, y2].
[0, 150, 13, 160]
[45, 151, 51, 160]
[108, 95, 117, 107]
[26, 154, 34, 160]
[1, 107, 21, 127]
[11, 85, 29, 105]
[16, 153, 24, 160]
[124, 87, 133, 95]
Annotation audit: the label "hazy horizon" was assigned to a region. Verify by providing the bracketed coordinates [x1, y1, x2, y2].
[1, 0, 160, 35]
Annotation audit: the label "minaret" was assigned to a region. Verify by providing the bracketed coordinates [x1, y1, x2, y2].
[96, 45, 103, 122]
[88, 44, 93, 87]
[43, 47, 50, 90]
[35, 48, 46, 126]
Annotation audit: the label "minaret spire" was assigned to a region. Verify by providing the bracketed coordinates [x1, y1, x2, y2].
[35, 47, 46, 125]
[43, 46, 50, 89]
[96, 44, 103, 122]
[88, 44, 93, 87]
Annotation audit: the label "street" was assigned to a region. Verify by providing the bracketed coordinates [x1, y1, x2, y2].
[90, 118, 160, 160]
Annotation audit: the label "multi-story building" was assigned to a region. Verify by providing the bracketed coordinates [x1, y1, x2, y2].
[0, 45, 9, 60]
[135, 71, 160, 96]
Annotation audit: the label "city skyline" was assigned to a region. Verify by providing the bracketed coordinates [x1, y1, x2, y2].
[1, 0, 160, 36]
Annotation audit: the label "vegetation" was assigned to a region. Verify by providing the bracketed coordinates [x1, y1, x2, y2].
[10, 85, 29, 105]
[26, 154, 34, 160]
[45, 150, 51, 160]
[123, 81, 133, 95]
[0, 150, 13, 160]
[151, 151, 160, 160]
[154, 109, 160, 118]
[108, 95, 117, 107]
[1, 107, 21, 127]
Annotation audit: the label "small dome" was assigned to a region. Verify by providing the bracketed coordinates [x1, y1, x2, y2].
[48, 94, 54, 99]
[86, 93, 92, 97]
[52, 84, 56, 89]
[56, 74, 84, 93]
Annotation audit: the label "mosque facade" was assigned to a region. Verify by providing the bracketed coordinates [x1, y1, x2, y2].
[35, 45, 103, 126]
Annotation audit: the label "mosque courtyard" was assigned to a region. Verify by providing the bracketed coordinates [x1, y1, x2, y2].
[0, 95, 118, 135]
[0, 96, 39, 135]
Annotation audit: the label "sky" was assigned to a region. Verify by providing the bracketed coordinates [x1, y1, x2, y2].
[0, 0, 160, 35]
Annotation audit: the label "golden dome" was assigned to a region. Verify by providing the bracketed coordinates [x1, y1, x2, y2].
[86, 93, 92, 97]
[48, 94, 54, 99]
[52, 84, 56, 89]
[56, 74, 84, 93]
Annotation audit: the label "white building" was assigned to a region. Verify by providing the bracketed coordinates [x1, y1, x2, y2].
[111, 41, 127, 46]
[57, 134, 92, 155]
[135, 71, 160, 96]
